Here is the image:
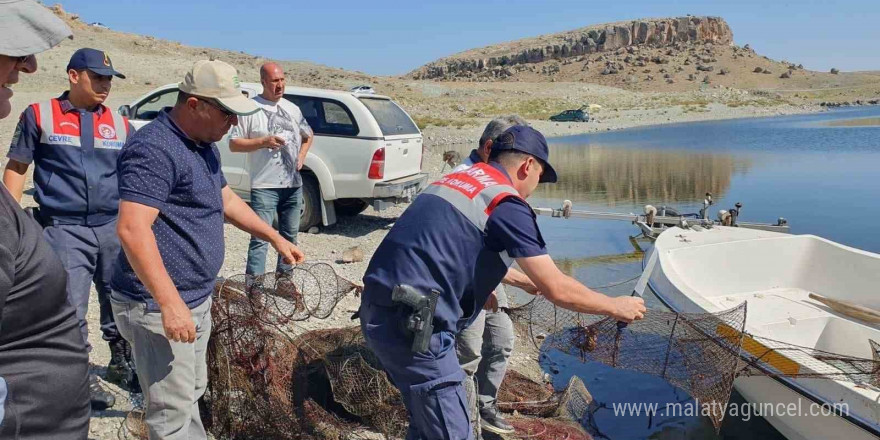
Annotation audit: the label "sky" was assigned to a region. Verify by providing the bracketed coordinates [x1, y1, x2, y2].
[63, 0, 880, 76]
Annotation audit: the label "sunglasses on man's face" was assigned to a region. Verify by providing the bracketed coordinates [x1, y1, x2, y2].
[197, 97, 235, 122]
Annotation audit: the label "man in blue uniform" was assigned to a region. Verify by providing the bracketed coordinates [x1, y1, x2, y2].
[360, 125, 647, 439]
[453, 115, 529, 436]
[2, 48, 135, 408]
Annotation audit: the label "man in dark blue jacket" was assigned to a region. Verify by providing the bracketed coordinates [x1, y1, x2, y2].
[360, 125, 646, 439]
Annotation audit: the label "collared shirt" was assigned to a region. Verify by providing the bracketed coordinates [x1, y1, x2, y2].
[111, 109, 227, 310]
[450, 148, 509, 309]
[362, 162, 547, 333]
[453, 149, 483, 173]
[6, 92, 131, 226]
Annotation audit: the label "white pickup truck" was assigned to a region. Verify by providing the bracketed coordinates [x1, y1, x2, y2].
[118, 83, 428, 231]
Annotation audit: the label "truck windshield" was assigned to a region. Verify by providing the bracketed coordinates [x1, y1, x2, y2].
[359, 98, 420, 136]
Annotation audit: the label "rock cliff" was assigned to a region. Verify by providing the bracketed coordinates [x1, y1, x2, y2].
[411, 16, 732, 80]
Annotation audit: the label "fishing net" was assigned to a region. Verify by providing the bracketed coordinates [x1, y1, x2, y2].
[205, 266, 367, 440]
[205, 267, 607, 440]
[514, 294, 880, 432]
[502, 375, 595, 440]
[497, 370, 558, 416]
[213, 262, 362, 326]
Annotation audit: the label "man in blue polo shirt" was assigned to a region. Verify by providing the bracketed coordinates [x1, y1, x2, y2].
[111, 60, 305, 440]
[3, 47, 134, 408]
[360, 125, 646, 439]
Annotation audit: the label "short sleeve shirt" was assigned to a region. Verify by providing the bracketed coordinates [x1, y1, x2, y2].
[450, 149, 512, 307]
[110, 109, 227, 310]
[228, 96, 312, 189]
[362, 162, 547, 332]
[6, 93, 133, 225]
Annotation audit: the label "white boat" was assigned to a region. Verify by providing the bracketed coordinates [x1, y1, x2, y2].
[642, 225, 880, 440]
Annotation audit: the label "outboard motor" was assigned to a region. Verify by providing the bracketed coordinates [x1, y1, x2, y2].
[729, 202, 743, 226]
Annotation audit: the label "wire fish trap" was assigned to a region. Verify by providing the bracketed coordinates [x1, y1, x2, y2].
[506, 376, 595, 440]
[214, 262, 362, 325]
[732, 332, 880, 386]
[520, 295, 880, 432]
[497, 370, 558, 416]
[293, 326, 409, 439]
[508, 418, 592, 440]
[523, 297, 747, 430]
[206, 266, 363, 440]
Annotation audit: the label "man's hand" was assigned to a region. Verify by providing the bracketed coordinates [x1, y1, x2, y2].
[264, 135, 286, 151]
[517, 254, 648, 321]
[272, 237, 306, 265]
[159, 297, 196, 343]
[483, 291, 499, 312]
[610, 296, 647, 323]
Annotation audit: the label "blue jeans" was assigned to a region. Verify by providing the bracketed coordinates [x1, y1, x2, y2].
[245, 187, 302, 276]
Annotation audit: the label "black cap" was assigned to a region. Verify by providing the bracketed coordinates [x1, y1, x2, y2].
[66, 48, 125, 79]
[492, 125, 558, 183]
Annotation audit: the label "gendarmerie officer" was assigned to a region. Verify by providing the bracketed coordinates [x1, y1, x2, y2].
[3, 48, 136, 408]
[359, 125, 646, 439]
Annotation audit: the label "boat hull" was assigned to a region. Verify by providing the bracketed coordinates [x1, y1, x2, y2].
[734, 377, 877, 440]
[644, 226, 880, 439]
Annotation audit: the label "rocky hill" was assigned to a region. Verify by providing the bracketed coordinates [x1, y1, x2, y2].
[408, 16, 879, 97]
[412, 16, 733, 80]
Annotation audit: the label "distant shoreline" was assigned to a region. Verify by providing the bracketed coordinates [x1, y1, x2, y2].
[420, 102, 827, 148]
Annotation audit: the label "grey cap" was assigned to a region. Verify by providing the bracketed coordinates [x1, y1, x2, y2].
[0, 0, 72, 57]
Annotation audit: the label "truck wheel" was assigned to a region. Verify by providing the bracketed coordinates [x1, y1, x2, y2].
[334, 198, 369, 216]
[299, 173, 322, 232]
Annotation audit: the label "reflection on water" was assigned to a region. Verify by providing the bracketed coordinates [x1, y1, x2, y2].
[447, 106, 880, 439]
[536, 144, 751, 207]
[824, 117, 880, 127]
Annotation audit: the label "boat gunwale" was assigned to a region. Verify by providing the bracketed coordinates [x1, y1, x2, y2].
[643, 236, 880, 437]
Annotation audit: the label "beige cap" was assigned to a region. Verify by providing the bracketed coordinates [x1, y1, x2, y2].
[179, 60, 258, 116]
[0, 0, 72, 57]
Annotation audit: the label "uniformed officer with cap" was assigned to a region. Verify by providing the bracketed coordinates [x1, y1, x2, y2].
[360, 125, 646, 439]
[3, 47, 135, 409]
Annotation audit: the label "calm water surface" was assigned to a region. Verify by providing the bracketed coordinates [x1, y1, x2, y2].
[454, 106, 880, 439]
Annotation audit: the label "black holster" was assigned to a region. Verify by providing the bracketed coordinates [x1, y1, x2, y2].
[391, 284, 439, 353]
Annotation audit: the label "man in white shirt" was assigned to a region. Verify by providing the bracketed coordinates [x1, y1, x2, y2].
[229, 62, 313, 277]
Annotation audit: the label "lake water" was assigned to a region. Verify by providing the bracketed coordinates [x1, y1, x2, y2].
[453, 106, 880, 439]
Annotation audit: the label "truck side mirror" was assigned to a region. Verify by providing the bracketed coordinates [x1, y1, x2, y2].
[118, 104, 131, 117]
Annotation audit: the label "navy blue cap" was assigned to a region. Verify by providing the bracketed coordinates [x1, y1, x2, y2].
[66, 48, 125, 79]
[492, 125, 558, 183]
